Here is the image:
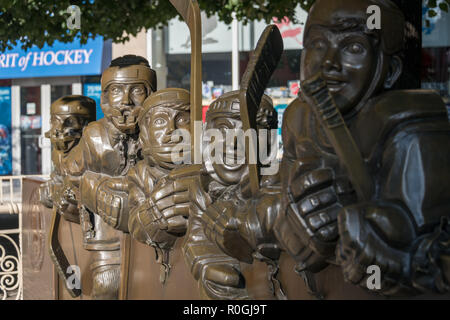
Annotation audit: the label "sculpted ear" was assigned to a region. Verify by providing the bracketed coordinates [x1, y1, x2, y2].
[384, 55, 403, 89]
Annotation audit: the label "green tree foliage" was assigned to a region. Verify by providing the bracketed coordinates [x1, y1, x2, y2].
[0, 0, 447, 51]
[0, 0, 315, 51]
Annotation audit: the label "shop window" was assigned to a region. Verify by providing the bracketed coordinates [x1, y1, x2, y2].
[20, 87, 41, 175]
[167, 52, 232, 101]
[51, 85, 72, 103]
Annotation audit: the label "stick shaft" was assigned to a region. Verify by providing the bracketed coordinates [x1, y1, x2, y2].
[169, 0, 202, 163]
[302, 75, 373, 201]
[189, 2, 202, 164]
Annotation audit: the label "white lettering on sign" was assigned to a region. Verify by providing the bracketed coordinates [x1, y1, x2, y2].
[0, 49, 95, 72]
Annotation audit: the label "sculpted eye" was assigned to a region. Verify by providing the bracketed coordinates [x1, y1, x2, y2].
[345, 43, 365, 54]
[111, 86, 121, 94]
[176, 115, 189, 125]
[64, 117, 75, 127]
[154, 118, 167, 126]
[132, 87, 145, 95]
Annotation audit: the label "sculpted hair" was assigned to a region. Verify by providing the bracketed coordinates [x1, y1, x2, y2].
[306, 0, 405, 54]
[109, 55, 150, 68]
[60, 95, 96, 109]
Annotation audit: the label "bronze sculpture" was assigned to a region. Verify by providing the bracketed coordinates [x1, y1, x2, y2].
[40, 95, 96, 222]
[146, 91, 278, 300]
[40, 95, 96, 297]
[40, 0, 450, 300]
[126, 88, 191, 283]
[198, 0, 450, 297]
[62, 55, 156, 299]
[292, 0, 450, 295]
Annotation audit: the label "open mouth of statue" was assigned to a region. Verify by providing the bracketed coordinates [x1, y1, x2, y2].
[116, 110, 136, 124]
[53, 134, 77, 151]
[149, 145, 191, 163]
[325, 78, 347, 93]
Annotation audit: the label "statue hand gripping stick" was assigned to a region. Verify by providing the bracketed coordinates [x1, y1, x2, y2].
[301, 74, 374, 203]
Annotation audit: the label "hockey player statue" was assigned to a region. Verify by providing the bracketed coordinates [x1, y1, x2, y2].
[40, 95, 96, 297]
[198, 0, 450, 297]
[62, 55, 156, 299]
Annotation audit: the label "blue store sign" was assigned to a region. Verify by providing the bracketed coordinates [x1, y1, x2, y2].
[83, 83, 104, 120]
[0, 87, 12, 175]
[0, 37, 104, 79]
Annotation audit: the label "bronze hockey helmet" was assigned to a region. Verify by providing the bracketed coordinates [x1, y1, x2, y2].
[204, 90, 277, 186]
[101, 55, 157, 134]
[139, 88, 191, 169]
[46, 95, 96, 152]
[206, 90, 277, 130]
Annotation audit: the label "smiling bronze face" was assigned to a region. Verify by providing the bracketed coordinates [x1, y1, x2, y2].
[301, 18, 377, 115]
[204, 91, 277, 186]
[206, 115, 248, 186]
[49, 113, 84, 152]
[300, 0, 405, 116]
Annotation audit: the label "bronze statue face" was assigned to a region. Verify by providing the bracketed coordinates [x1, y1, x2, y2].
[48, 113, 85, 153]
[301, 0, 405, 116]
[46, 97, 95, 153]
[140, 106, 190, 169]
[204, 91, 276, 186]
[206, 115, 248, 186]
[103, 81, 148, 133]
[301, 22, 377, 115]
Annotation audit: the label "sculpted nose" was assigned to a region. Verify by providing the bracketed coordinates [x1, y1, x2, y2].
[322, 48, 342, 72]
[121, 89, 132, 105]
[162, 120, 176, 143]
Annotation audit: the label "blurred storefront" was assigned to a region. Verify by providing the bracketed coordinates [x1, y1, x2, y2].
[0, 37, 111, 175]
[421, 3, 450, 118]
[159, 6, 308, 158]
